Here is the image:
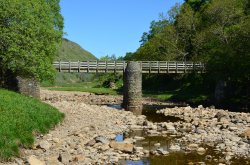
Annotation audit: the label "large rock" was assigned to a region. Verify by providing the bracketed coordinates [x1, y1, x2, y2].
[157, 148, 169, 155]
[187, 143, 199, 151]
[109, 141, 134, 153]
[39, 140, 51, 150]
[28, 155, 45, 165]
[240, 129, 250, 138]
[197, 147, 206, 155]
[214, 112, 229, 122]
[95, 136, 109, 144]
[58, 152, 72, 164]
[169, 144, 181, 151]
[47, 155, 62, 165]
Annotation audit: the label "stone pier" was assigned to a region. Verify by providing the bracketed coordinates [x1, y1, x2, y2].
[16, 76, 40, 99]
[123, 61, 142, 115]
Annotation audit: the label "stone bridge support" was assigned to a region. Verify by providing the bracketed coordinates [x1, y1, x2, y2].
[16, 76, 40, 99]
[123, 61, 142, 115]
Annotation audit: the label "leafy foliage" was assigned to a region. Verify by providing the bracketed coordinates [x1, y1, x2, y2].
[125, 0, 250, 108]
[0, 0, 63, 81]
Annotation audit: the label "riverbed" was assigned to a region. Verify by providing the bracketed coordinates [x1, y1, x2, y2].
[2, 89, 249, 165]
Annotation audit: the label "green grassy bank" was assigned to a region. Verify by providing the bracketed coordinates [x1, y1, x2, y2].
[43, 81, 210, 104]
[45, 82, 120, 95]
[0, 89, 64, 160]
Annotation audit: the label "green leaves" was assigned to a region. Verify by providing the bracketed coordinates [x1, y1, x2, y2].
[0, 0, 63, 81]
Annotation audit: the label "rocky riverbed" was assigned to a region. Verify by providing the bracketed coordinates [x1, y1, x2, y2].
[2, 89, 250, 165]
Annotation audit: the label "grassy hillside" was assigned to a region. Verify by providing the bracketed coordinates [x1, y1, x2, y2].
[55, 38, 97, 61]
[0, 89, 64, 160]
[42, 38, 97, 86]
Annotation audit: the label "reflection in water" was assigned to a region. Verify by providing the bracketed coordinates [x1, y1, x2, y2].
[142, 106, 184, 123]
[107, 104, 123, 110]
[121, 134, 220, 165]
[122, 159, 150, 165]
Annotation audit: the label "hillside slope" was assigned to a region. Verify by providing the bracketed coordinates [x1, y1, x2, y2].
[55, 38, 97, 61]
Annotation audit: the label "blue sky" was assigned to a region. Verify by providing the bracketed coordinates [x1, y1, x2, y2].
[60, 0, 184, 58]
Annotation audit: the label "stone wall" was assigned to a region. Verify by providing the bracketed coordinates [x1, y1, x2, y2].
[123, 61, 142, 115]
[16, 76, 40, 99]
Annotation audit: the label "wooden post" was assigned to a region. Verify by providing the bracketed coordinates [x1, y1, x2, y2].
[69, 61, 71, 73]
[176, 61, 178, 73]
[149, 61, 151, 73]
[184, 61, 186, 73]
[157, 61, 160, 73]
[167, 61, 169, 73]
[96, 60, 98, 73]
[114, 61, 117, 73]
[105, 61, 108, 73]
[200, 62, 202, 73]
[59, 60, 61, 72]
[78, 60, 80, 72]
[87, 61, 89, 73]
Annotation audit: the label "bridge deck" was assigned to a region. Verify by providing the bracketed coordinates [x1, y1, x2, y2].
[53, 61, 205, 74]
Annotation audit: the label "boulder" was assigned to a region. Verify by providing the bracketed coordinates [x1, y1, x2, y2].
[85, 139, 96, 146]
[240, 129, 250, 138]
[187, 143, 199, 151]
[157, 148, 169, 155]
[28, 155, 45, 165]
[197, 147, 206, 155]
[169, 144, 181, 151]
[39, 140, 51, 150]
[58, 152, 72, 164]
[154, 143, 161, 147]
[214, 112, 229, 122]
[95, 136, 109, 144]
[47, 155, 62, 165]
[109, 141, 134, 153]
[72, 155, 85, 162]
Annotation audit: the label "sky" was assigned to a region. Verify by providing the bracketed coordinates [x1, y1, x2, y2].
[60, 0, 184, 58]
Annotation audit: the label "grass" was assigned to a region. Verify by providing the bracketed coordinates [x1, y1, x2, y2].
[48, 87, 119, 95]
[45, 82, 120, 95]
[44, 81, 210, 104]
[0, 88, 64, 160]
[144, 87, 210, 104]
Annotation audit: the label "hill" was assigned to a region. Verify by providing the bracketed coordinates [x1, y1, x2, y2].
[55, 38, 97, 61]
[42, 38, 97, 86]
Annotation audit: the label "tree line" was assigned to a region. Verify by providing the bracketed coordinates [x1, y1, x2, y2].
[124, 0, 249, 109]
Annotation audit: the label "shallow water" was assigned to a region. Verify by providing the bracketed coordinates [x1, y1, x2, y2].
[142, 106, 184, 123]
[120, 133, 250, 165]
[111, 104, 250, 165]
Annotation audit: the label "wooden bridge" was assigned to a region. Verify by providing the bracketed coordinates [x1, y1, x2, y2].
[53, 61, 205, 74]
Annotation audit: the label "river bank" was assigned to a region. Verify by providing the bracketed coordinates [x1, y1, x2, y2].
[2, 89, 249, 165]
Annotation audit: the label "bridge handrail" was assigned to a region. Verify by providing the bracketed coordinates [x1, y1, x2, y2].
[53, 60, 205, 73]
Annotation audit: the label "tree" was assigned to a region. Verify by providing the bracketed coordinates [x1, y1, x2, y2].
[0, 0, 64, 83]
[175, 3, 201, 59]
[139, 20, 169, 46]
[184, 0, 210, 11]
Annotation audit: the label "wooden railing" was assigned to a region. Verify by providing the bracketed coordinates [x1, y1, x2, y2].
[53, 61, 205, 74]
